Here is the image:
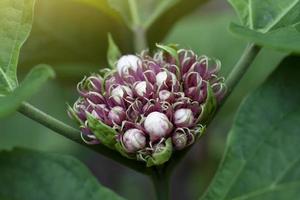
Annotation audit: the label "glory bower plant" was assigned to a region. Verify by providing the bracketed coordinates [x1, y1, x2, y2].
[68, 45, 226, 167]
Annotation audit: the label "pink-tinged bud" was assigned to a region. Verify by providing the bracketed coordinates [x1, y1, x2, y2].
[108, 106, 126, 125]
[111, 85, 133, 104]
[155, 71, 177, 86]
[86, 75, 102, 92]
[159, 90, 174, 102]
[117, 55, 141, 75]
[172, 130, 188, 150]
[144, 112, 173, 141]
[122, 129, 146, 153]
[134, 81, 147, 96]
[174, 108, 194, 127]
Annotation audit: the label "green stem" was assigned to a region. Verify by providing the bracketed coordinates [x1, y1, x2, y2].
[18, 102, 151, 175]
[128, 0, 140, 26]
[132, 26, 147, 52]
[224, 43, 261, 100]
[128, 0, 147, 52]
[151, 168, 170, 200]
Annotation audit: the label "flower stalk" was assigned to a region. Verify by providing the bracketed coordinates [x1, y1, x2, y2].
[151, 167, 171, 200]
[224, 43, 261, 102]
[18, 102, 152, 175]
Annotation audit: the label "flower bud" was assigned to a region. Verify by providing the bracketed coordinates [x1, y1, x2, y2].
[156, 71, 177, 86]
[108, 106, 126, 125]
[86, 75, 102, 92]
[134, 81, 147, 97]
[174, 108, 194, 127]
[122, 129, 146, 153]
[172, 130, 188, 150]
[144, 112, 173, 141]
[117, 55, 141, 76]
[158, 90, 174, 102]
[111, 85, 133, 104]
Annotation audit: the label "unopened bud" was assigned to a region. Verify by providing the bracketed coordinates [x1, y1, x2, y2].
[159, 90, 174, 102]
[117, 55, 141, 75]
[122, 129, 146, 153]
[174, 108, 194, 127]
[111, 85, 133, 104]
[156, 71, 177, 86]
[144, 112, 173, 141]
[172, 130, 188, 150]
[134, 81, 147, 96]
[108, 106, 126, 125]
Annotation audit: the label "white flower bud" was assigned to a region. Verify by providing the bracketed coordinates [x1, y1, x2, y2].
[174, 108, 194, 127]
[111, 85, 133, 104]
[155, 71, 177, 86]
[108, 106, 125, 125]
[134, 81, 147, 96]
[117, 55, 141, 76]
[159, 90, 173, 101]
[122, 129, 146, 153]
[144, 112, 173, 141]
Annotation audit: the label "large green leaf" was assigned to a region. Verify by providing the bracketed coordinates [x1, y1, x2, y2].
[0, 148, 124, 200]
[0, 65, 55, 118]
[229, 0, 300, 53]
[200, 56, 300, 200]
[229, 0, 300, 32]
[0, 0, 35, 94]
[230, 23, 300, 54]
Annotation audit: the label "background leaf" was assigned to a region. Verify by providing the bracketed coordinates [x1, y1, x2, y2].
[0, 0, 35, 93]
[230, 23, 300, 54]
[229, 0, 300, 32]
[200, 55, 300, 200]
[0, 148, 124, 200]
[107, 34, 122, 69]
[0, 65, 55, 118]
[229, 0, 300, 53]
[70, 0, 123, 23]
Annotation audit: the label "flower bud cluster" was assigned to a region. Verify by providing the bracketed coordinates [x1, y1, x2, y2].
[69, 47, 226, 166]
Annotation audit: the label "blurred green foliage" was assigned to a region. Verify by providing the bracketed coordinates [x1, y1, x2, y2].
[0, 0, 289, 199]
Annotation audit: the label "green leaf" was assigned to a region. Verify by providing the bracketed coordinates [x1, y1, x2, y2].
[230, 23, 300, 54]
[0, 0, 35, 93]
[146, 138, 173, 167]
[107, 34, 122, 69]
[200, 56, 300, 200]
[229, 0, 300, 32]
[145, 0, 208, 28]
[70, 0, 123, 23]
[0, 65, 55, 118]
[108, 0, 132, 28]
[229, 0, 300, 53]
[87, 113, 118, 149]
[0, 148, 124, 200]
[156, 43, 179, 65]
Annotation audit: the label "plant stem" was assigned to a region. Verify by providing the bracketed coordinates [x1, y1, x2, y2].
[128, 0, 147, 52]
[132, 26, 147, 52]
[224, 43, 261, 100]
[18, 102, 151, 175]
[151, 168, 170, 200]
[128, 0, 140, 26]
